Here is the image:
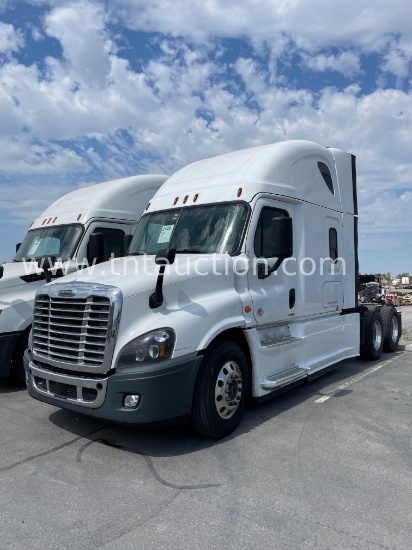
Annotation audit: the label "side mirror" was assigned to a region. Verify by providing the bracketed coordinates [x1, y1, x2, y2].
[37, 255, 56, 284]
[271, 217, 293, 259]
[88, 233, 104, 265]
[258, 217, 293, 279]
[123, 234, 133, 256]
[16, 243, 22, 253]
[155, 247, 176, 266]
[150, 248, 176, 309]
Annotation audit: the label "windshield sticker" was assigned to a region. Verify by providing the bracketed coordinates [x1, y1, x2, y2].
[28, 237, 42, 256]
[158, 224, 174, 243]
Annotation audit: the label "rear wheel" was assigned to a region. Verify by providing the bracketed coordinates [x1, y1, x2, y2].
[381, 306, 401, 352]
[191, 340, 249, 439]
[360, 308, 384, 361]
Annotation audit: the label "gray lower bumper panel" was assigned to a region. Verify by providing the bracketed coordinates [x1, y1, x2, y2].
[25, 352, 203, 424]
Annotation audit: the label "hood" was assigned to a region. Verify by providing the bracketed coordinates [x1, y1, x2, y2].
[0, 262, 43, 291]
[44, 254, 238, 299]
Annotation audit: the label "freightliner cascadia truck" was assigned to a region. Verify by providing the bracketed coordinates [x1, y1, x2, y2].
[0, 174, 167, 380]
[24, 141, 401, 438]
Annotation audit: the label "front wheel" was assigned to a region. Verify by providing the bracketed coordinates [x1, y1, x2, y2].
[191, 340, 249, 439]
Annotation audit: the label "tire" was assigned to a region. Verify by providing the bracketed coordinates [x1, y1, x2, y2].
[11, 331, 29, 382]
[381, 306, 401, 352]
[191, 340, 249, 439]
[360, 308, 384, 361]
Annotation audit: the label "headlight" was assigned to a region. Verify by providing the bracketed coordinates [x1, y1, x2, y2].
[116, 328, 175, 372]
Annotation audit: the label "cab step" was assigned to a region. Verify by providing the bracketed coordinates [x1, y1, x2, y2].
[260, 366, 308, 391]
[261, 336, 302, 348]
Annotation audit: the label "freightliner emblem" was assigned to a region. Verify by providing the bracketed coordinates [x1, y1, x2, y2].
[58, 289, 76, 297]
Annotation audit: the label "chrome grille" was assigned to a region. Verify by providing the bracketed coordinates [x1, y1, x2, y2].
[33, 294, 111, 367]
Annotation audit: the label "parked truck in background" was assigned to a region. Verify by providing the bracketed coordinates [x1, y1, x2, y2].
[24, 141, 402, 438]
[0, 174, 167, 380]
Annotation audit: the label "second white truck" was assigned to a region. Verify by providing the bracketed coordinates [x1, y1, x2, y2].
[0, 174, 167, 379]
[24, 141, 401, 437]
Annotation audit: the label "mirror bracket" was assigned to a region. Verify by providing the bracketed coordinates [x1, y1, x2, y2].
[149, 248, 176, 309]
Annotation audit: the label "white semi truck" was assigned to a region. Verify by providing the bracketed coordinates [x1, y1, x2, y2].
[0, 174, 167, 379]
[24, 141, 401, 438]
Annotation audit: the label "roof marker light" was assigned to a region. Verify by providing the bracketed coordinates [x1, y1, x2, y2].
[47, 218, 52, 224]
[77, 214, 82, 221]
[29, 222, 33, 228]
[53, 217, 57, 223]
[173, 197, 179, 205]
[146, 203, 151, 211]
[42, 219, 47, 225]
[183, 195, 189, 204]
[237, 187, 243, 197]
[193, 194, 198, 202]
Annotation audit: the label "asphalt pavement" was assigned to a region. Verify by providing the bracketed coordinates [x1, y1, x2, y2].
[1, 348, 412, 550]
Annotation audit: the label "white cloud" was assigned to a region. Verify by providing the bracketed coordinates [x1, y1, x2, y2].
[0, 136, 89, 176]
[0, 22, 24, 55]
[400, 191, 412, 202]
[110, 0, 412, 54]
[30, 25, 43, 41]
[44, 1, 112, 88]
[380, 38, 412, 83]
[300, 51, 362, 78]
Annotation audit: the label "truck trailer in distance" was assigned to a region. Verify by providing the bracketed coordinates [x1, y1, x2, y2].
[24, 141, 401, 438]
[0, 174, 168, 379]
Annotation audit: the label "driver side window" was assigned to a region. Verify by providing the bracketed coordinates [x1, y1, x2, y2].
[254, 207, 288, 258]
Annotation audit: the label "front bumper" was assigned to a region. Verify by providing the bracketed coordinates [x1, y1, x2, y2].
[0, 332, 20, 377]
[25, 351, 203, 424]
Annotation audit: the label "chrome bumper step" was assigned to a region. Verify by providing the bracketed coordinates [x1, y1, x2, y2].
[28, 362, 107, 408]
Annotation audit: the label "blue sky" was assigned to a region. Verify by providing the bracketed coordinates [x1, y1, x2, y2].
[0, 0, 411, 277]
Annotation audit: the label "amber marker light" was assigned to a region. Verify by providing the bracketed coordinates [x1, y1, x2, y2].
[173, 197, 179, 205]
[146, 203, 151, 211]
[183, 195, 189, 204]
[47, 218, 52, 224]
[42, 219, 47, 225]
[237, 187, 243, 197]
[77, 214, 82, 221]
[53, 217, 57, 223]
[245, 306, 252, 313]
[193, 194, 199, 202]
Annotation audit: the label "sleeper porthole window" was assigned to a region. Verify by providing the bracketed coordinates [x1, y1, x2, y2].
[318, 162, 334, 195]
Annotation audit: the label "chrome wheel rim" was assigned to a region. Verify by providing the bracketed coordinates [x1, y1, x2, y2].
[391, 316, 399, 342]
[215, 361, 243, 419]
[373, 320, 383, 350]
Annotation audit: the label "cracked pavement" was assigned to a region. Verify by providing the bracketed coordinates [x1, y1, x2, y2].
[1, 348, 412, 550]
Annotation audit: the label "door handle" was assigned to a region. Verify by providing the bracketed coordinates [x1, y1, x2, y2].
[289, 288, 295, 309]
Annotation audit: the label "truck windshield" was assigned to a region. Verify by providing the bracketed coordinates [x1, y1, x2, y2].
[14, 225, 83, 262]
[129, 203, 249, 256]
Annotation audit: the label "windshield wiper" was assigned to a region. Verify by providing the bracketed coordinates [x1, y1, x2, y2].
[175, 248, 205, 254]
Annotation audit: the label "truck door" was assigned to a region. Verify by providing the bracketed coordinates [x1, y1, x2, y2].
[247, 199, 297, 325]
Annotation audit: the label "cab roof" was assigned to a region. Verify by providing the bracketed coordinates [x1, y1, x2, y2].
[31, 174, 168, 230]
[148, 140, 355, 214]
